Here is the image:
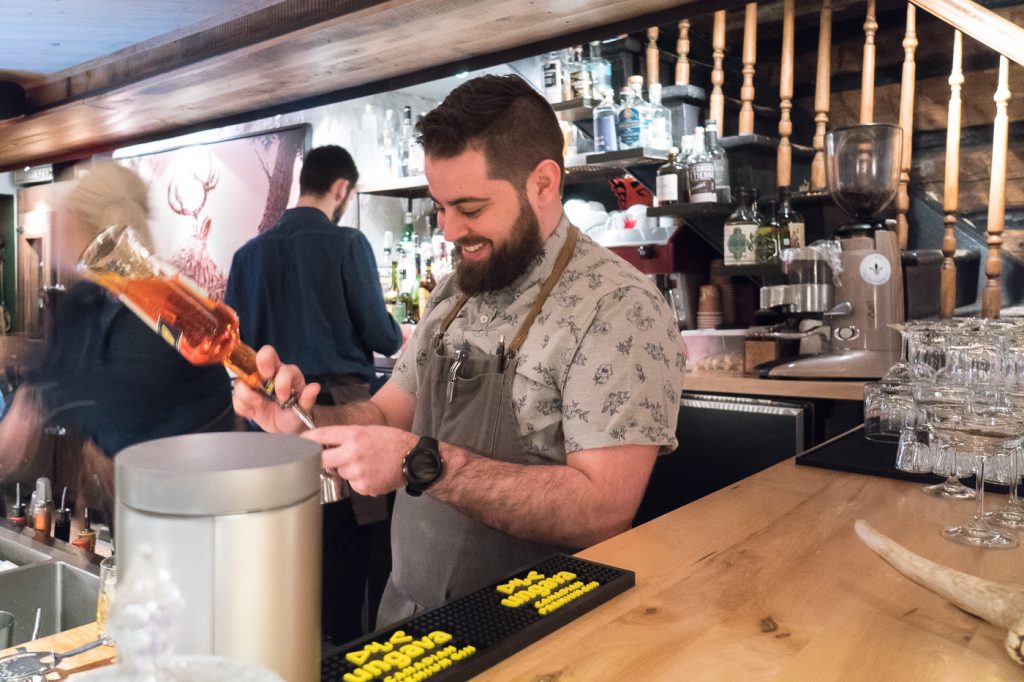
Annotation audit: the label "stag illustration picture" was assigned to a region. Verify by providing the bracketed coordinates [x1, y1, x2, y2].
[167, 159, 226, 300]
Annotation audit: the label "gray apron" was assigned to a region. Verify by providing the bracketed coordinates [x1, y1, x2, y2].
[377, 227, 579, 625]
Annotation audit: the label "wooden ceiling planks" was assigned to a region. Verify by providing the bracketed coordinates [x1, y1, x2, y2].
[0, 0, 744, 171]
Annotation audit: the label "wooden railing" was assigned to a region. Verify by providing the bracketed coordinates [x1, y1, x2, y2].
[653, 0, 1021, 319]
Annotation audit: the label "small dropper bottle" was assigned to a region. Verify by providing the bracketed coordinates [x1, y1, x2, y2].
[8, 482, 26, 527]
[71, 507, 96, 553]
[54, 486, 71, 542]
[31, 477, 54, 538]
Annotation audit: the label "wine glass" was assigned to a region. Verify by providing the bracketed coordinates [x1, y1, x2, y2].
[938, 401, 1020, 548]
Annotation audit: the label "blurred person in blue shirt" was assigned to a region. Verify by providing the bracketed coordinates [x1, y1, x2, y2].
[0, 163, 234, 516]
[225, 145, 404, 644]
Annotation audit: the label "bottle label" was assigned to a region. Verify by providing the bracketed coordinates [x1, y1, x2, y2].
[594, 113, 618, 152]
[789, 221, 805, 248]
[543, 61, 563, 103]
[724, 222, 758, 264]
[617, 108, 641, 148]
[688, 162, 717, 202]
[156, 317, 183, 351]
[656, 174, 679, 203]
[570, 70, 593, 100]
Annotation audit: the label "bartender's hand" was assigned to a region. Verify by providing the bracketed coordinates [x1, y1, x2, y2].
[303, 425, 418, 496]
[231, 345, 319, 434]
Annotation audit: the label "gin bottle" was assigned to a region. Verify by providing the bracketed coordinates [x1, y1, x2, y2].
[656, 147, 684, 206]
[704, 120, 732, 203]
[647, 83, 672, 151]
[542, 51, 565, 104]
[616, 86, 642, 150]
[592, 89, 619, 153]
[586, 41, 613, 96]
[776, 187, 805, 248]
[723, 188, 758, 265]
[687, 126, 716, 203]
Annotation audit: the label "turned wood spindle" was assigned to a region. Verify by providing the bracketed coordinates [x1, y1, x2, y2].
[710, 10, 727, 130]
[647, 27, 660, 87]
[939, 30, 963, 319]
[860, 0, 878, 123]
[982, 55, 1011, 319]
[778, 0, 795, 189]
[739, 4, 758, 136]
[676, 20, 691, 86]
[895, 4, 918, 250]
[811, 0, 833, 192]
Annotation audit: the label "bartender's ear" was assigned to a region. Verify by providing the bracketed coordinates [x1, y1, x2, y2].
[526, 159, 563, 208]
[331, 178, 350, 204]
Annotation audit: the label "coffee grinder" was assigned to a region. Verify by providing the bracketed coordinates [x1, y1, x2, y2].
[764, 123, 904, 379]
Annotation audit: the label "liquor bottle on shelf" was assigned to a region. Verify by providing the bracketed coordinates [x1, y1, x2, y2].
[626, 75, 652, 148]
[360, 103, 383, 179]
[567, 46, 592, 100]
[592, 89, 619, 153]
[380, 109, 400, 179]
[616, 86, 642, 150]
[646, 82, 672, 151]
[419, 257, 437, 320]
[77, 225, 314, 428]
[723, 187, 758, 265]
[542, 51, 565, 104]
[703, 120, 732, 203]
[655, 147, 684, 206]
[754, 200, 783, 264]
[407, 114, 426, 176]
[399, 106, 415, 177]
[385, 260, 401, 320]
[585, 41, 613, 97]
[378, 230, 394, 292]
[776, 187, 805, 248]
[687, 126, 716, 203]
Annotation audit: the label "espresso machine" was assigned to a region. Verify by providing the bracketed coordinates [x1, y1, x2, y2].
[762, 123, 904, 379]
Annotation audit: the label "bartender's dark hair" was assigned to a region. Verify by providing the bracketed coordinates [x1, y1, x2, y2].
[417, 74, 564, 191]
[299, 145, 359, 197]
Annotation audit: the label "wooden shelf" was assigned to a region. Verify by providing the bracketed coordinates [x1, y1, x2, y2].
[552, 97, 598, 123]
[567, 147, 667, 173]
[647, 201, 735, 219]
[354, 175, 429, 199]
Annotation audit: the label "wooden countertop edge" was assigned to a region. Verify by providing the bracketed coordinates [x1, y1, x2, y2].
[683, 370, 866, 401]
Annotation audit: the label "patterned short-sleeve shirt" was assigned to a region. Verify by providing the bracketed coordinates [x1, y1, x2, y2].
[392, 217, 686, 462]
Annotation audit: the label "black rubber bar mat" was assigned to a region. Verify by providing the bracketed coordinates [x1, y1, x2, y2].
[321, 553, 634, 682]
[795, 424, 1021, 494]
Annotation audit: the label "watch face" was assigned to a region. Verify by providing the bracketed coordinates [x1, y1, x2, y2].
[408, 450, 442, 482]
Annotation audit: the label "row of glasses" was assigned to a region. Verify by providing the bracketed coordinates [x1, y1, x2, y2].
[869, 318, 1024, 548]
[920, 320, 1024, 547]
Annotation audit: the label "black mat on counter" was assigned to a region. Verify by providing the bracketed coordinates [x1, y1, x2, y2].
[796, 425, 1021, 494]
[321, 554, 634, 682]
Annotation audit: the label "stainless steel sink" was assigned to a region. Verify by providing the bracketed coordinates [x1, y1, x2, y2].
[0, 561, 99, 646]
[0, 523, 102, 647]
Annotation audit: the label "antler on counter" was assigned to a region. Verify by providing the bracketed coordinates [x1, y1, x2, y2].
[855, 519, 1024, 665]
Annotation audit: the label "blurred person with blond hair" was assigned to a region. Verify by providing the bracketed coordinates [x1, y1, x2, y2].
[0, 162, 235, 520]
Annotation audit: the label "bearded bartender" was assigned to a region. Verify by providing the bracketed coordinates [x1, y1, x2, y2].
[234, 74, 686, 626]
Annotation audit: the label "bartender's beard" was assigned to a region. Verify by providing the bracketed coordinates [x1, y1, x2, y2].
[453, 195, 543, 296]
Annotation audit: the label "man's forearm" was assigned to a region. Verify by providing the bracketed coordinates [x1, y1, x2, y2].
[431, 445, 634, 549]
[311, 399, 388, 428]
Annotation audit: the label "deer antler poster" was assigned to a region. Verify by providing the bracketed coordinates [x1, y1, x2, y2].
[118, 125, 309, 300]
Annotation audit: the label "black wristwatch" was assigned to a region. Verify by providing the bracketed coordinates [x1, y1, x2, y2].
[402, 436, 444, 496]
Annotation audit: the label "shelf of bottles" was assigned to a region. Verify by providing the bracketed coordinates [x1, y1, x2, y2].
[566, 147, 668, 175]
[355, 175, 429, 199]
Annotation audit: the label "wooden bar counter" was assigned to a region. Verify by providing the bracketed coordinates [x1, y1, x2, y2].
[6, 440, 1020, 679]
[483, 450, 1022, 680]
[683, 370, 866, 402]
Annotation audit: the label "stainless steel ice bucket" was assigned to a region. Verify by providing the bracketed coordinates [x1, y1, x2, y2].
[115, 432, 322, 681]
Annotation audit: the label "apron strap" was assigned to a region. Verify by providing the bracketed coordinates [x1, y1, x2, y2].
[507, 226, 577, 358]
[437, 225, 579, 356]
